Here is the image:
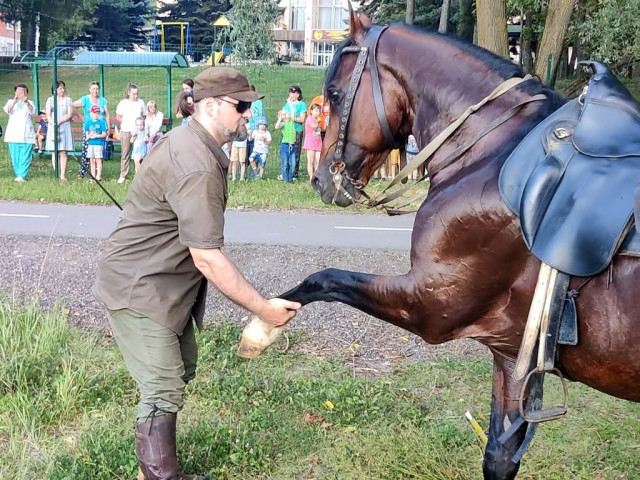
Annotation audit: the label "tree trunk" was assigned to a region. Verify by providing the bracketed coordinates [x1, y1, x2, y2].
[457, 0, 474, 42]
[439, 0, 451, 33]
[406, 0, 415, 25]
[533, 0, 576, 84]
[567, 4, 585, 76]
[476, 0, 509, 57]
[521, 11, 534, 74]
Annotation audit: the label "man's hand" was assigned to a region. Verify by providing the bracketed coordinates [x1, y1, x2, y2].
[258, 297, 301, 327]
[190, 247, 301, 326]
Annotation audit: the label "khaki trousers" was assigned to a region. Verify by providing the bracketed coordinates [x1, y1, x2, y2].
[119, 131, 133, 179]
[107, 308, 198, 422]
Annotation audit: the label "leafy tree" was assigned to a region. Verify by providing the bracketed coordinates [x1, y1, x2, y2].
[532, 0, 576, 83]
[507, 0, 545, 73]
[455, 0, 474, 42]
[577, 0, 640, 68]
[361, 0, 446, 30]
[156, 0, 231, 60]
[72, 0, 152, 46]
[227, 0, 279, 62]
[0, 0, 153, 52]
[1, 0, 100, 52]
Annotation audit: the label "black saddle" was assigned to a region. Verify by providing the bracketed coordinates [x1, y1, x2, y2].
[499, 61, 640, 277]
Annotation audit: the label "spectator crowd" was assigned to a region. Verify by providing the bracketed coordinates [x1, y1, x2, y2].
[3, 77, 416, 185]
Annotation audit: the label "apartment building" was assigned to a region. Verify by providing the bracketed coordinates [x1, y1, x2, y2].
[0, 14, 21, 57]
[275, 0, 350, 66]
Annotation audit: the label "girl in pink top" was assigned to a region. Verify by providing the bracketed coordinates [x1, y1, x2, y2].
[303, 103, 322, 181]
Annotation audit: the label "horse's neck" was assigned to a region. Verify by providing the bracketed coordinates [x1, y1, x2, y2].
[386, 30, 546, 184]
[384, 30, 505, 139]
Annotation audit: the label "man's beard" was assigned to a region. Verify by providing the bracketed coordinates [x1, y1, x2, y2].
[228, 128, 248, 142]
[219, 124, 247, 142]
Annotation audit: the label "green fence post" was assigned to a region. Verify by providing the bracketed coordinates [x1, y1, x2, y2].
[53, 51, 59, 179]
[545, 53, 553, 85]
[99, 64, 105, 97]
[32, 63, 40, 112]
[166, 66, 172, 131]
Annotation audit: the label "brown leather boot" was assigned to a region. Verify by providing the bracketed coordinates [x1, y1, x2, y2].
[135, 413, 209, 480]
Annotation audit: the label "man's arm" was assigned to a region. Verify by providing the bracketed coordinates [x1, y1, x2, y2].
[190, 246, 300, 326]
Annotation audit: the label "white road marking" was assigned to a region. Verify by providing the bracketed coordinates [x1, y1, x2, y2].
[334, 226, 412, 232]
[0, 213, 50, 219]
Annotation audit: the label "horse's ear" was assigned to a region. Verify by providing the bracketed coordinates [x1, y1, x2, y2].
[348, 3, 371, 43]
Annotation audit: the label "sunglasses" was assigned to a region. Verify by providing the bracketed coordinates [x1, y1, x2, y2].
[219, 97, 251, 113]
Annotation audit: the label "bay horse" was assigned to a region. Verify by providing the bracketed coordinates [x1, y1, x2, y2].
[281, 9, 640, 480]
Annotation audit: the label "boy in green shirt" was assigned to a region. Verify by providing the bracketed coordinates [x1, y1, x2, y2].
[275, 109, 297, 182]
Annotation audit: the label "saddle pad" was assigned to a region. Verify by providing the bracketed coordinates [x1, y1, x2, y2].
[499, 99, 640, 276]
[620, 227, 640, 256]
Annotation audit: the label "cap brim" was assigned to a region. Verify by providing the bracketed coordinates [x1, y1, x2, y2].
[229, 90, 264, 102]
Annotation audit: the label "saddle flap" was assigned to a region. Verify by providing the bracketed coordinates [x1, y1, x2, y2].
[500, 66, 640, 277]
[519, 150, 567, 248]
[573, 61, 640, 158]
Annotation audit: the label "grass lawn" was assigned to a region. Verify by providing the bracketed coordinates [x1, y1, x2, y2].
[1, 301, 639, 480]
[0, 64, 326, 129]
[0, 149, 428, 211]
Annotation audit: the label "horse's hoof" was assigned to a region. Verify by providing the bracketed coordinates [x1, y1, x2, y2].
[237, 315, 285, 358]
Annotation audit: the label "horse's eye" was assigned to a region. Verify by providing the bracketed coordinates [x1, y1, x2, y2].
[327, 88, 342, 105]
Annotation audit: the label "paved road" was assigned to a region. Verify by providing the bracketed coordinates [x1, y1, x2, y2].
[0, 201, 415, 250]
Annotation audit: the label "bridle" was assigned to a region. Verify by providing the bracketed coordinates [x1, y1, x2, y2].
[327, 25, 546, 211]
[329, 25, 396, 203]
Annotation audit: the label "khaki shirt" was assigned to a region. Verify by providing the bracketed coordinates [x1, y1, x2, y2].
[93, 119, 229, 334]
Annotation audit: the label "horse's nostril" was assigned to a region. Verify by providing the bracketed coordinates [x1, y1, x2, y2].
[311, 176, 322, 192]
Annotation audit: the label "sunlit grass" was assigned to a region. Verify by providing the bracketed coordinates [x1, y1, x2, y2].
[1, 301, 639, 480]
[0, 147, 430, 212]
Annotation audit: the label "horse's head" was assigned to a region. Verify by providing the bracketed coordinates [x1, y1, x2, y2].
[312, 8, 412, 206]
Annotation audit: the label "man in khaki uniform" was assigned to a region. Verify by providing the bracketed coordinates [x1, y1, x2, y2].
[94, 67, 300, 480]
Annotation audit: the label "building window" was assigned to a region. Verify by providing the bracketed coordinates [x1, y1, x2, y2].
[6, 22, 14, 30]
[3, 42, 14, 55]
[313, 42, 337, 67]
[317, 0, 347, 30]
[286, 41, 304, 61]
[291, 0, 305, 31]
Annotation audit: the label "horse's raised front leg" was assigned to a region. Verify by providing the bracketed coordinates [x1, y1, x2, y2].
[280, 267, 417, 330]
[281, 268, 375, 306]
[483, 355, 527, 480]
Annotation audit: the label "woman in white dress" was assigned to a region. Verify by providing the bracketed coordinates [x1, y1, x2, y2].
[45, 80, 74, 180]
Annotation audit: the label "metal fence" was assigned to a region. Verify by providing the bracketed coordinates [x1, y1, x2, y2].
[0, 46, 327, 181]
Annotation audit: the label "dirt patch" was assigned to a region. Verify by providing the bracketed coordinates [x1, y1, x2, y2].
[0, 234, 488, 363]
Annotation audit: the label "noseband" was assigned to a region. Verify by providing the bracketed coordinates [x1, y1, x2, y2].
[330, 25, 395, 203]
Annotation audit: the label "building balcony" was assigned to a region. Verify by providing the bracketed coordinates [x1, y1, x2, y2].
[274, 30, 305, 42]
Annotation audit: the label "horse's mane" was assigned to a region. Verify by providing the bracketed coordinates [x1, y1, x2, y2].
[325, 23, 562, 107]
[324, 37, 355, 97]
